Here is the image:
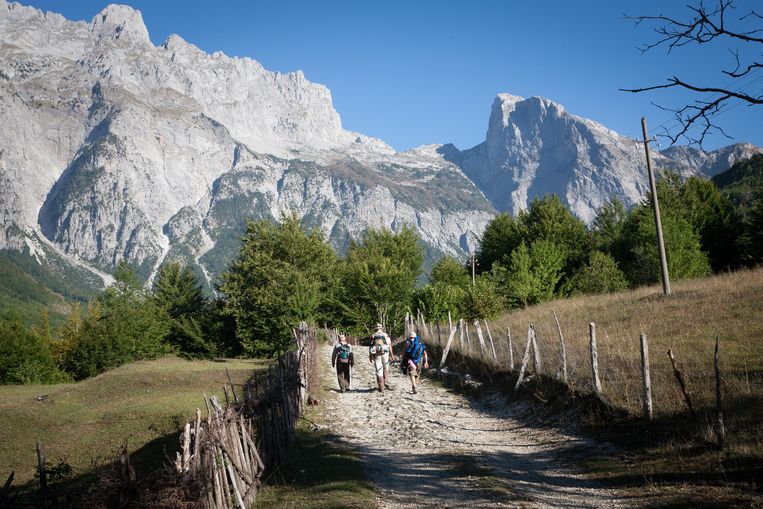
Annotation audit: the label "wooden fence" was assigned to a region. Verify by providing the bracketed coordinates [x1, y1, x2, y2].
[17, 324, 316, 508]
[170, 323, 316, 508]
[409, 310, 729, 447]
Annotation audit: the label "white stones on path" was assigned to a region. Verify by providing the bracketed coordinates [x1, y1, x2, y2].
[320, 345, 627, 508]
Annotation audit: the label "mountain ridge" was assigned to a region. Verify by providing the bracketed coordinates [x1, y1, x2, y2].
[0, 1, 759, 302]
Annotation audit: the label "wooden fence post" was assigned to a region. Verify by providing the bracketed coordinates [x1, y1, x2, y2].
[439, 312, 458, 369]
[226, 368, 238, 403]
[507, 326, 514, 371]
[640, 334, 653, 420]
[483, 320, 497, 361]
[552, 310, 568, 384]
[530, 325, 541, 373]
[464, 321, 472, 353]
[714, 335, 725, 448]
[667, 349, 697, 420]
[458, 318, 465, 350]
[473, 320, 487, 358]
[514, 325, 534, 391]
[36, 441, 46, 494]
[589, 322, 603, 398]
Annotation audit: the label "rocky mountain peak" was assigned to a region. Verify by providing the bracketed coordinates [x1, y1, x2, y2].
[491, 93, 525, 125]
[90, 4, 150, 45]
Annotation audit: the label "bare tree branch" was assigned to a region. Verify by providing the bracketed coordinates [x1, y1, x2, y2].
[623, 0, 763, 146]
[622, 76, 763, 104]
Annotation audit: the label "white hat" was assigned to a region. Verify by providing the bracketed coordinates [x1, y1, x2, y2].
[409, 331, 416, 338]
[375, 323, 383, 330]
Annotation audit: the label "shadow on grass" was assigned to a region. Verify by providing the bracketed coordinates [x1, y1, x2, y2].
[256, 426, 376, 508]
[8, 429, 183, 508]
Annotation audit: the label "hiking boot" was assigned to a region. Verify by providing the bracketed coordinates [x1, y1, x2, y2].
[412, 387, 417, 394]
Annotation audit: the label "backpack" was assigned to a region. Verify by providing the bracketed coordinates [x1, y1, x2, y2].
[370, 332, 388, 356]
[337, 344, 351, 363]
[405, 338, 426, 365]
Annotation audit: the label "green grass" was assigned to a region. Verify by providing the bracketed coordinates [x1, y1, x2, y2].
[0, 356, 267, 485]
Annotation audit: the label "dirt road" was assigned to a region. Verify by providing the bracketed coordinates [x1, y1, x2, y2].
[320, 344, 627, 508]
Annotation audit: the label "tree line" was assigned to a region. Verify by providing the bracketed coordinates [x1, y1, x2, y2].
[1, 163, 760, 384]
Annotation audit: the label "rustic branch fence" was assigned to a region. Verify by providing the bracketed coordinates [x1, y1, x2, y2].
[18, 324, 317, 508]
[413, 310, 732, 440]
[169, 323, 316, 508]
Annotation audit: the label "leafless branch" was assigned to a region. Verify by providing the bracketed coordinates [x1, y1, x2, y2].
[623, 0, 763, 146]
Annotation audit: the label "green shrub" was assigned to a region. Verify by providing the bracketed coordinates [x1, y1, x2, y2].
[460, 275, 502, 320]
[7, 358, 71, 384]
[567, 251, 629, 295]
[494, 239, 566, 308]
[220, 214, 338, 357]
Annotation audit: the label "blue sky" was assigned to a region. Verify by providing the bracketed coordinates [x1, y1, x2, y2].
[18, 1, 763, 152]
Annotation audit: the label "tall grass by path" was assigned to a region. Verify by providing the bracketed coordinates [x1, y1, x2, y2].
[424, 268, 763, 505]
[436, 267, 763, 459]
[505, 268, 761, 415]
[0, 356, 268, 485]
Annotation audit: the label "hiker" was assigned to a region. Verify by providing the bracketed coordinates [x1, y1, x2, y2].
[401, 331, 428, 394]
[369, 323, 394, 392]
[331, 334, 354, 392]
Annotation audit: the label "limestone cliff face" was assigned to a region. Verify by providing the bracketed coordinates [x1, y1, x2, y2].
[0, 1, 492, 285]
[0, 2, 758, 288]
[452, 94, 760, 223]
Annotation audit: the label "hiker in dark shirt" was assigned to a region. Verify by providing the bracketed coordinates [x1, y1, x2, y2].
[331, 334, 354, 392]
[401, 331, 428, 394]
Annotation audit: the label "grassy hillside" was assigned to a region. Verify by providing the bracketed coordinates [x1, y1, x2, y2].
[0, 247, 101, 329]
[0, 356, 266, 486]
[433, 267, 763, 504]
[480, 267, 762, 420]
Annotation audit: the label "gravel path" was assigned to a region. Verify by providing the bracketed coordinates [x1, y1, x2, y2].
[320, 344, 628, 508]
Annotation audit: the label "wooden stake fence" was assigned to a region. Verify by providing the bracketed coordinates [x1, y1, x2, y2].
[169, 323, 316, 508]
[667, 348, 697, 420]
[514, 325, 534, 391]
[714, 336, 725, 448]
[530, 325, 541, 373]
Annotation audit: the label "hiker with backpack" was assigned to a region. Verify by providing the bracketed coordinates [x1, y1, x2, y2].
[369, 323, 394, 393]
[401, 331, 428, 394]
[331, 334, 354, 392]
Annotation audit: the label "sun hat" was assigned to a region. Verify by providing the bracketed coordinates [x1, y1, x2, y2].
[409, 331, 416, 338]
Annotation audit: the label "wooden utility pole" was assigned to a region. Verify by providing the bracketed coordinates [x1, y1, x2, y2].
[641, 117, 671, 296]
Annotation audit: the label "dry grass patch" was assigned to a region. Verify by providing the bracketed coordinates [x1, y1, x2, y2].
[446, 268, 762, 420]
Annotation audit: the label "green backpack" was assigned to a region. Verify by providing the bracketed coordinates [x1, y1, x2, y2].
[338, 344, 351, 363]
